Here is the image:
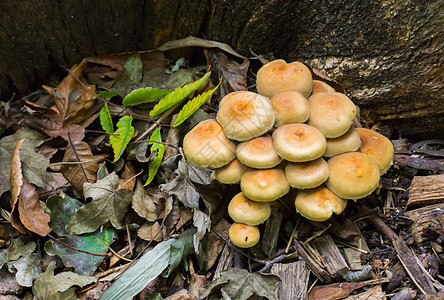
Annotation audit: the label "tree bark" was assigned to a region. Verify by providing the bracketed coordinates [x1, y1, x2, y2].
[0, 0, 442, 138]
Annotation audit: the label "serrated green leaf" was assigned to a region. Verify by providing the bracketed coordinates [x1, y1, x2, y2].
[149, 72, 211, 117]
[110, 116, 134, 162]
[98, 91, 117, 98]
[100, 103, 114, 134]
[144, 128, 165, 186]
[123, 87, 170, 106]
[173, 80, 221, 127]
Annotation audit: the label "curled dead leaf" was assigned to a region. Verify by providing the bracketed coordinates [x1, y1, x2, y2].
[118, 161, 136, 190]
[138, 222, 162, 242]
[10, 138, 27, 234]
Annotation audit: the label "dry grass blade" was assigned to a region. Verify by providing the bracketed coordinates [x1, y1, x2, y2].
[60, 141, 103, 197]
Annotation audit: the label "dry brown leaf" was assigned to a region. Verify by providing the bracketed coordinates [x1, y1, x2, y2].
[137, 222, 162, 242]
[205, 218, 231, 270]
[308, 279, 388, 300]
[60, 141, 103, 197]
[36, 172, 69, 196]
[118, 161, 136, 190]
[18, 178, 51, 236]
[132, 182, 161, 222]
[175, 207, 194, 231]
[86, 51, 165, 72]
[10, 138, 27, 234]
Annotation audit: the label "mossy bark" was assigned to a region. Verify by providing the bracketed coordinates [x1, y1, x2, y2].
[1, 0, 442, 138]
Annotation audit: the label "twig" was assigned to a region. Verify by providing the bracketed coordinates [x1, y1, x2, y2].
[132, 139, 181, 153]
[303, 223, 332, 245]
[48, 233, 107, 257]
[116, 170, 143, 191]
[336, 241, 369, 254]
[108, 247, 132, 262]
[48, 157, 104, 167]
[285, 218, 300, 254]
[351, 207, 379, 221]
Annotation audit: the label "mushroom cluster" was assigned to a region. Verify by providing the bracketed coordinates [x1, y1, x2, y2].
[183, 59, 394, 248]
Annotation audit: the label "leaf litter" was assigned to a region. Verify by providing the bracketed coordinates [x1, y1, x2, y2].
[0, 36, 428, 300]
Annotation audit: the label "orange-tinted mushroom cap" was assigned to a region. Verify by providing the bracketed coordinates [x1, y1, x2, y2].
[229, 223, 260, 248]
[308, 92, 357, 138]
[271, 91, 310, 127]
[236, 135, 282, 169]
[241, 168, 290, 202]
[272, 124, 327, 162]
[324, 126, 361, 157]
[213, 159, 247, 184]
[183, 119, 236, 168]
[285, 158, 329, 189]
[326, 152, 380, 200]
[312, 80, 335, 94]
[228, 192, 271, 226]
[295, 186, 347, 222]
[216, 91, 275, 142]
[256, 59, 313, 98]
[356, 128, 394, 174]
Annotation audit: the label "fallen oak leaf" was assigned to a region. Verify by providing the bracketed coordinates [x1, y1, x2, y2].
[66, 172, 133, 235]
[10, 138, 26, 234]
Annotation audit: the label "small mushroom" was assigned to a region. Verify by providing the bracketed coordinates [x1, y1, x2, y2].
[216, 91, 275, 142]
[241, 168, 290, 202]
[325, 152, 380, 200]
[212, 159, 247, 184]
[256, 59, 313, 98]
[356, 128, 394, 174]
[183, 119, 236, 168]
[229, 223, 260, 248]
[295, 186, 347, 222]
[236, 135, 282, 169]
[307, 92, 357, 138]
[270, 91, 310, 127]
[272, 123, 327, 162]
[311, 80, 335, 94]
[323, 126, 362, 157]
[228, 192, 271, 226]
[285, 158, 329, 189]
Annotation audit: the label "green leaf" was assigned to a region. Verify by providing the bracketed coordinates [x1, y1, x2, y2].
[144, 128, 165, 186]
[123, 87, 170, 106]
[173, 79, 221, 127]
[110, 116, 134, 162]
[110, 54, 143, 97]
[66, 172, 133, 234]
[45, 227, 115, 275]
[100, 102, 114, 133]
[33, 261, 96, 300]
[200, 268, 280, 300]
[149, 72, 211, 117]
[100, 239, 176, 300]
[47, 193, 83, 236]
[98, 91, 118, 98]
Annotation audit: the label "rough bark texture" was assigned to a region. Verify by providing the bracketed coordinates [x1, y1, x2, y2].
[0, 0, 442, 138]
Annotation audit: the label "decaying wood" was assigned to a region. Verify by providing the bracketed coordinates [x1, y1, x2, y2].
[261, 209, 283, 257]
[386, 262, 408, 293]
[308, 278, 389, 300]
[344, 285, 385, 300]
[294, 240, 331, 282]
[405, 203, 444, 244]
[366, 213, 438, 295]
[310, 233, 350, 278]
[271, 261, 309, 300]
[343, 248, 362, 271]
[213, 244, 234, 280]
[328, 219, 360, 241]
[407, 174, 444, 207]
[390, 287, 417, 300]
[395, 155, 444, 173]
[205, 218, 231, 270]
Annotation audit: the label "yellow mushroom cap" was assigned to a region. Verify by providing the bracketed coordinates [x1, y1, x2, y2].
[295, 186, 347, 222]
[307, 92, 357, 138]
[229, 223, 260, 248]
[285, 158, 329, 189]
[356, 128, 394, 174]
[228, 192, 271, 226]
[271, 91, 310, 127]
[324, 126, 362, 157]
[312, 80, 335, 94]
[183, 119, 236, 168]
[216, 91, 275, 142]
[241, 168, 290, 202]
[326, 152, 380, 200]
[272, 123, 327, 162]
[236, 135, 282, 169]
[213, 159, 247, 184]
[256, 59, 313, 98]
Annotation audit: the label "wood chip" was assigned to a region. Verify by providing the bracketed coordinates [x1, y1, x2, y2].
[311, 233, 350, 278]
[406, 203, 444, 243]
[261, 208, 283, 257]
[271, 261, 309, 300]
[407, 174, 444, 207]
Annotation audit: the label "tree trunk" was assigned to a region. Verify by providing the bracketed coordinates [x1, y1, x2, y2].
[1, 0, 442, 138]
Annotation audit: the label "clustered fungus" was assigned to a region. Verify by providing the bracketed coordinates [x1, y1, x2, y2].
[183, 59, 395, 248]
